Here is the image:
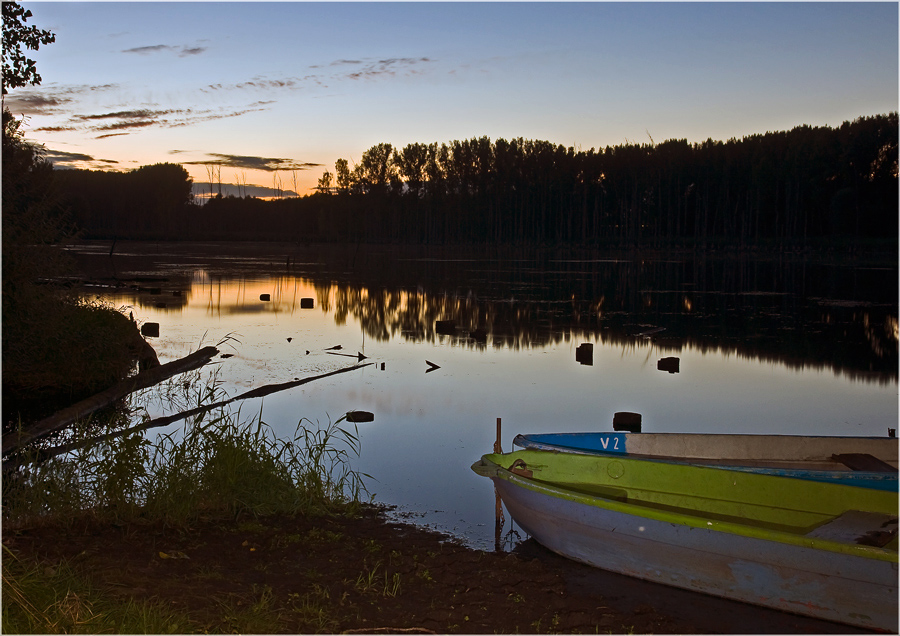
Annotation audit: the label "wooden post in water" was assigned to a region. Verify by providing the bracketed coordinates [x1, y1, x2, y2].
[494, 417, 504, 551]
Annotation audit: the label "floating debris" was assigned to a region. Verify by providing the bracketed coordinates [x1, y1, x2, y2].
[141, 322, 160, 337]
[346, 410, 375, 423]
[300, 298, 314, 309]
[259, 293, 271, 301]
[576, 343, 593, 366]
[426, 360, 441, 373]
[613, 411, 642, 433]
[658, 357, 680, 374]
[327, 351, 368, 362]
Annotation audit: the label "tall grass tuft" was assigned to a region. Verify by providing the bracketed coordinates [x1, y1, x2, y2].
[3, 403, 370, 529]
[143, 409, 369, 525]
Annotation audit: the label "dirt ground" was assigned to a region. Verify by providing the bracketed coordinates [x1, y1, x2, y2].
[3, 504, 868, 634]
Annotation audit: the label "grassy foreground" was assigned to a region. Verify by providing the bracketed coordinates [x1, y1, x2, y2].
[2, 390, 370, 634]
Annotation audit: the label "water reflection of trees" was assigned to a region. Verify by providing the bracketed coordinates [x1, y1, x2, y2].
[73, 243, 897, 384]
[312, 281, 895, 385]
[307, 253, 896, 384]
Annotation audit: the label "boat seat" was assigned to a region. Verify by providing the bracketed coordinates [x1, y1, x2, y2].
[831, 453, 898, 473]
[805, 510, 898, 547]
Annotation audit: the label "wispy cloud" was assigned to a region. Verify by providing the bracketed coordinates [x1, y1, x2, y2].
[181, 153, 321, 172]
[341, 57, 433, 81]
[10, 87, 270, 138]
[42, 148, 119, 168]
[76, 109, 166, 120]
[122, 43, 207, 57]
[7, 53, 435, 143]
[202, 57, 435, 94]
[5, 83, 119, 117]
[5, 92, 75, 117]
[203, 77, 309, 92]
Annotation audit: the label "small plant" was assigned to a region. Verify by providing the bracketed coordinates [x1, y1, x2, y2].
[354, 562, 382, 593]
[363, 538, 381, 554]
[216, 584, 281, 634]
[383, 571, 401, 597]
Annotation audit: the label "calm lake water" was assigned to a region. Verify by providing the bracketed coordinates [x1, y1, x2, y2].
[71, 241, 898, 550]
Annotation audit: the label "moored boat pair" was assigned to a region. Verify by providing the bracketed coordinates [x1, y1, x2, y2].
[472, 432, 898, 631]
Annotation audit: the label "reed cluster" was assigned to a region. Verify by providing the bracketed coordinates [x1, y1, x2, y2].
[3, 405, 368, 528]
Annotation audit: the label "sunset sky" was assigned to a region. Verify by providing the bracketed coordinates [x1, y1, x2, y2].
[5, 2, 898, 196]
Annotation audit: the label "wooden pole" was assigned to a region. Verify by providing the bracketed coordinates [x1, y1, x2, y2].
[494, 417, 504, 550]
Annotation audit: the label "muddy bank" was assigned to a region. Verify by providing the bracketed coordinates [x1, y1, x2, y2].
[3, 505, 865, 634]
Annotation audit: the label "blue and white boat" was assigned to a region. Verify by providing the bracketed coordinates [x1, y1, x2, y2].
[513, 432, 898, 491]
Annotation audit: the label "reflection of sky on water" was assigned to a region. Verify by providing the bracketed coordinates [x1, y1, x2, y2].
[89, 274, 898, 550]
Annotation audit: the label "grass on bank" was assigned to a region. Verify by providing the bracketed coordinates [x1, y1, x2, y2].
[2, 545, 193, 634]
[3, 392, 371, 633]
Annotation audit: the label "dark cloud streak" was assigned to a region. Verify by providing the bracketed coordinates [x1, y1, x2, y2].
[76, 109, 169, 120]
[122, 44, 207, 57]
[181, 153, 322, 172]
[123, 44, 172, 55]
[42, 149, 119, 168]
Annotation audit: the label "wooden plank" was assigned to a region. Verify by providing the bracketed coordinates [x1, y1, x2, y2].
[806, 510, 898, 547]
[832, 453, 898, 473]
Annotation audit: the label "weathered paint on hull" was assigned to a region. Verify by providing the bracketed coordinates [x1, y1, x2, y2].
[514, 432, 899, 491]
[491, 475, 898, 631]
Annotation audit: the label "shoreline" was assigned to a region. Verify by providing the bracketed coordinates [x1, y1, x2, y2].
[3, 504, 867, 634]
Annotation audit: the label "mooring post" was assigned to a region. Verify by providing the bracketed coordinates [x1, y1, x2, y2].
[494, 417, 504, 551]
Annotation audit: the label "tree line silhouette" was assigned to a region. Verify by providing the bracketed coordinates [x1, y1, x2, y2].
[57, 113, 897, 249]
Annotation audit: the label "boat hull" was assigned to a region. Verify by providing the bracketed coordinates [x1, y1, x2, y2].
[514, 432, 899, 491]
[475, 453, 898, 631]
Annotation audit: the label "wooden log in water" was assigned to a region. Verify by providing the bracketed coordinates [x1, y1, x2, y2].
[2, 345, 220, 456]
[3, 362, 373, 472]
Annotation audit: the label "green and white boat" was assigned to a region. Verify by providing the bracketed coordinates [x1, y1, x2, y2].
[472, 449, 898, 631]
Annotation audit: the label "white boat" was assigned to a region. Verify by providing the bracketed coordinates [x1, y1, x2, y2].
[472, 449, 898, 631]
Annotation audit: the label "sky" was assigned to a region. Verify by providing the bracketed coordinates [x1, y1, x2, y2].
[5, 1, 898, 196]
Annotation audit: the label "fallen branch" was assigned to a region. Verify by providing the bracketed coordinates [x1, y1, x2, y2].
[2, 346, 220, 457]
[343, 629, 436, 634]
[3, 363, 372, 472]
